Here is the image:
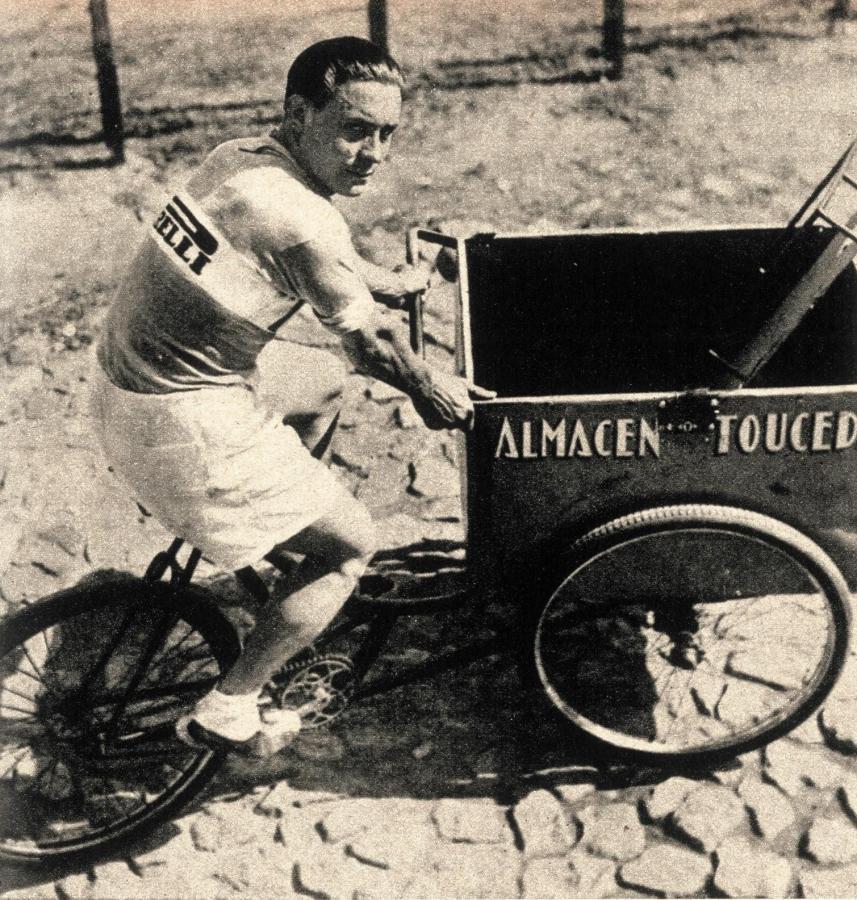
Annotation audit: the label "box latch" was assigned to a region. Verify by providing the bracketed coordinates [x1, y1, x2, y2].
[657, 392, 720, 439]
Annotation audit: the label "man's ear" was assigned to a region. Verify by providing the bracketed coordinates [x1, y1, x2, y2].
[284, 94, 312, 136]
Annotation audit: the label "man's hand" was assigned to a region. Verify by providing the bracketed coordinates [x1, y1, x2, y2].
[371, 263, 431, 309]
[341, 324, 495, 432]
[412, 369, 496, 431]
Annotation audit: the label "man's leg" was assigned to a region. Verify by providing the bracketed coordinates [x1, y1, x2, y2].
[178, 487, 374, 751]
[218, 489, 376, 696]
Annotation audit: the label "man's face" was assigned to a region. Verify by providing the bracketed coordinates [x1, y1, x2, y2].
[293, 80, 402, 197]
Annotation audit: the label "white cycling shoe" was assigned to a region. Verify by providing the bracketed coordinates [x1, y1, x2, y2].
[176, 688, 302, 757]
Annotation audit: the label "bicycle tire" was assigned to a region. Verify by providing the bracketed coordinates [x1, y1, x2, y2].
[0, 574, 240, 864]
[524, 504, 851, 766]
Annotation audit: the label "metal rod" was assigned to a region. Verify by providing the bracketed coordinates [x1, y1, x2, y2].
[603, 0, 625, 79]
[103, 609, 178, 742]
[405, 228, 425, 357]
[354, 634, 511, 699]
[368, 0, 389, 53]
[88, 0, 125, 163]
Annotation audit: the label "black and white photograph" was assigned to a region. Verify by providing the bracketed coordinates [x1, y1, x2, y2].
[1, 1, 856, 897]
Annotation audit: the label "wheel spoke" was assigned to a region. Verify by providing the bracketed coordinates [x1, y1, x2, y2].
[533, 507, 848, 761]
[0, 586, 236, 859]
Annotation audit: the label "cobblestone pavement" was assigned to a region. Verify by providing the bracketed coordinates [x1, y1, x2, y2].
[2, 299, 857, 898]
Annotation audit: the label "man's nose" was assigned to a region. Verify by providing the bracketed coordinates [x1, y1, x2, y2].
[360, 133, 385, 163]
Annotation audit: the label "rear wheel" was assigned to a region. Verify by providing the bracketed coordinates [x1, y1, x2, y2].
[526, 505, 851, 765]
[0, 575, 240, 864]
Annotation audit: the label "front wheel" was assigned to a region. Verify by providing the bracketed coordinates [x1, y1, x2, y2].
[524, 504, 851, 766]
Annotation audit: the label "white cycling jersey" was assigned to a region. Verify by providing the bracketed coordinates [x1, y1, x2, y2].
[98, 135, 374, 394]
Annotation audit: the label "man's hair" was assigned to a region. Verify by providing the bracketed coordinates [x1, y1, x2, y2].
[285, 36, 404, 110]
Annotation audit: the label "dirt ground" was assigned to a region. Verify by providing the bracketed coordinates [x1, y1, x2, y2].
[1, 0, 857, 896]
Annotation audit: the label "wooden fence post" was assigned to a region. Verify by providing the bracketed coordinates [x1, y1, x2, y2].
[368, 0, 389, 54]
[89, 0, 125, 163]
[603, 0, 625, 79]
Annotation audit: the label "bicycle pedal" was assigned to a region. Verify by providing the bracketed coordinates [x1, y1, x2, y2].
[249, 728, 298, 758]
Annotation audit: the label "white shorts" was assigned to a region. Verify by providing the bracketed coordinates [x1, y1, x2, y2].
[89, 365, 343, 570]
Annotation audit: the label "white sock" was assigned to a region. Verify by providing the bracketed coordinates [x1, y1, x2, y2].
[192, 689, 262, 742]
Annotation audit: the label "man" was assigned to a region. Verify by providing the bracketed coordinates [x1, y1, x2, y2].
[91, 36, 493, 754]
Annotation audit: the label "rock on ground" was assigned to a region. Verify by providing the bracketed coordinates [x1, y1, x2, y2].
[521, 857, 577, 898]
[643, 776, 699, 822]
[576, 803, 646, 861]
[619, 843, 712, 897]
[513, 789, 576, 857]
[801, 862, 857, 899]
[764, 739, 849, 794]
[803, 816, 857, 865]
[738, 776, 797, 840]
[714, 836, 794, 898]
[432, 798, 514, 844]
[821, 698, 857, 755]
[669, 784, 746, 852]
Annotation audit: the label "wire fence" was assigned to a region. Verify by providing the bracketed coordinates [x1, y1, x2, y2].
[0, 0, 850, 169]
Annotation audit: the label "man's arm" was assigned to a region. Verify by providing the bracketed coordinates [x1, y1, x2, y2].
[340, 323, 492, 430]
[353, 255, 430, 309]
[277, 236, 493, 429]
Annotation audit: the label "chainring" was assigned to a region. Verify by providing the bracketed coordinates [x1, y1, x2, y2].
[262, 653, 355, 730]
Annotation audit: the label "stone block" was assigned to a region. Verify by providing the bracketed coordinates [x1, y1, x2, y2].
[513, 789, 575, 857]
[804, 816, 857, 865]
[643, 776, 699, 821]
[432, 797, 513, 844]
[576, 803, 646, 861]
[404, 844, 520, 899]
[713, 836, 793, 898]
[522, 857, 577, 898]
[738, 776, 796, 839]
[566, 851, 620, 898]
[670, 784, 746, 852]
[522, 854, 625, 899]
[821, 699, 857, 755]
[801, 863, 857, 898]
[554, 782, 595, 807]
[764, 738, 849, 794]
[619, 843, 711, 897]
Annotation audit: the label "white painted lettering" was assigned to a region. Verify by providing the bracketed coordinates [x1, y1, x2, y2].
[568, 420, 592, 457]
[715, 415, 738, 455]
[541, 419, 567, 457]
[494, 417, 519, 458]
[594, 420, 613, 457]
[764, 413, 787, 452]
[522, 421, 538, 459]
[737, 415, 761, 453]
[811, 411, 834, 452]
[639, 417, 660, 458]
[789, 413, 809, 452]
[615, 418, 635, 458]
[835, 411, 857, 450]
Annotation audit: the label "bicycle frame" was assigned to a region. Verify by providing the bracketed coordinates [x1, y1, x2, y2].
[141, 537, 513, 706]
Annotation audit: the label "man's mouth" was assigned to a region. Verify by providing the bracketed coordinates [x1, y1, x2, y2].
[347, 168, 374, 179]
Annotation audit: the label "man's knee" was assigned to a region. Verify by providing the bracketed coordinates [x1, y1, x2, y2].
[338, 508, 377, 577]
[277, 497, 377, 577]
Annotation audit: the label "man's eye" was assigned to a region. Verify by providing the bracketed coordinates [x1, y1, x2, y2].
[344, 124, 370, 140]
[380, 126, 396, 142]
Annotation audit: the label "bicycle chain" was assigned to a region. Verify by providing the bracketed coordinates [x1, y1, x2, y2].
[264, 652, 356, 728]
[269, 650, 355, 687]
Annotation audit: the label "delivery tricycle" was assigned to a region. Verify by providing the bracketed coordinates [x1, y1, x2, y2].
[1, 144, 856, 863]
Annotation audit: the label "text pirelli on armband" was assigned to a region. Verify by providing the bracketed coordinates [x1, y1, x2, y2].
[494, 410, 857, 460]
